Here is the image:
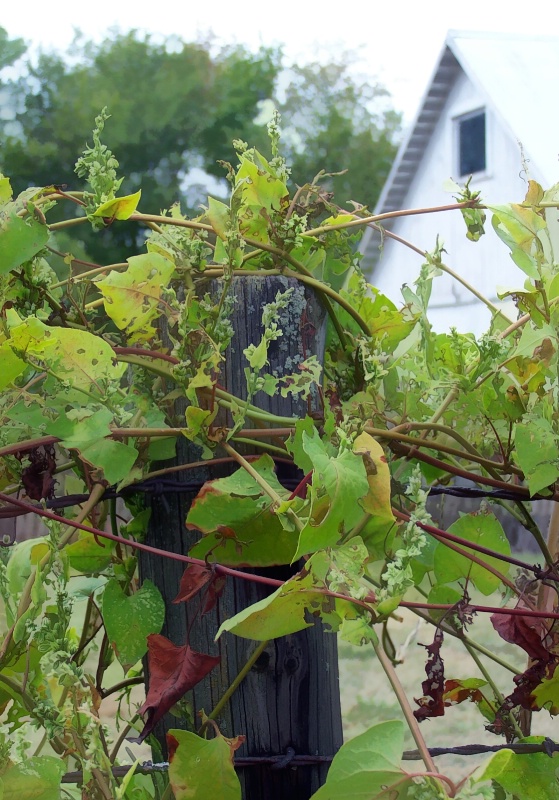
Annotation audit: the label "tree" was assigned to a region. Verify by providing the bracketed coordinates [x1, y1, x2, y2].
[0, 26, 25, 71]
[0, 30, 400, 263]
[277, 59, 400, 208]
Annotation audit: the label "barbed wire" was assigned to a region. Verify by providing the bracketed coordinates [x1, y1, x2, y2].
[59, 738, 559, 783]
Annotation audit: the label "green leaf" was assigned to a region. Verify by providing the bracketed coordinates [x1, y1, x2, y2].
[168, 729, 244, 800]
[207, 196, 229, 240]
[66, 531, 116, 574]
[294, 429, 369, 559]
[433, 510, 510, 595]
[217, 551, 343, 640]
[95, 252, 174, 339]
[489, 204, 547, 279]
[78, 438, 138, 484]
[102, 578, 165, 670]
[6, 538, 48, 597]
[0, 212, 49, 275]
[0, 175, 12, 203]
[309, 720, 413, 800]
[92, 189, 142, 220]
[515, 419, 559, 496]
[187, 455, 299, 567]
[474, 739, 559, 799]
[0, 341, 26, 389]
[0, 755, 64, 800]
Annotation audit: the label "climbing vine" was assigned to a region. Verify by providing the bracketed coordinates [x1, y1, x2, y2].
[1, 109, 559, 797]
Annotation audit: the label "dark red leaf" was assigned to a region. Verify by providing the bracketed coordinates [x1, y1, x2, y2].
[414, 629, 446, 722]
[202, 575, 227, 615]
[488, 658, 557, 738]
[17, 445, 57, 501]
[138, 635, 220, 741]
[491, 608, 552, 662]
[172, 564, 213, 604]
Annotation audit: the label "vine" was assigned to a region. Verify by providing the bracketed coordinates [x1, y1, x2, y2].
[1, 114, 559, 799]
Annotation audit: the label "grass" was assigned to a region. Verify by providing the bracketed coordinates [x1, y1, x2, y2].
[338, 602, 557, 784]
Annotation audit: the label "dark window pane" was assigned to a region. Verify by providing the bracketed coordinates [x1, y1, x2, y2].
[459, 113, 486, 176]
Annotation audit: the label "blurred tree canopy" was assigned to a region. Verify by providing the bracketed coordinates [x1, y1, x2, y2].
[0, 27, 400, 263]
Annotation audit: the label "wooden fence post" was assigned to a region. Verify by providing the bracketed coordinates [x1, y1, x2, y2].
[140, 276, 343, 799]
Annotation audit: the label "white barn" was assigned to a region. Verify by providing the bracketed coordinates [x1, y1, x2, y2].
[361, 31, 559, 335]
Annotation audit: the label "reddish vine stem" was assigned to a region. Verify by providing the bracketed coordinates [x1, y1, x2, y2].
[2, 493, 559, 621]
[391, 440, 558, 501]
[393, 509, 538, 573]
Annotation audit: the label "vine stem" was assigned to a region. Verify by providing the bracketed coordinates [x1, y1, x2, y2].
[393, 508, 535, 573]
[365, 425, 517, 475]
[0, 483, 106, 661]
[393, 510, 522, 598]
[2, 492, 558, 621]
[372, 637, 438, 775]
[202, 640, 270, 730]
[222, 442, 304, 532]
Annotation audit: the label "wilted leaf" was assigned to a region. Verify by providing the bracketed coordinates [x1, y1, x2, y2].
[173, 564, 213, 603]
[414, 629, 446, 722]
[138, 636, 220, 740]
[491, 608, 552, 662]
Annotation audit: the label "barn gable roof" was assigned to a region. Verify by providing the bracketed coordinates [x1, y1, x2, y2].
[373, 30, 559, 218]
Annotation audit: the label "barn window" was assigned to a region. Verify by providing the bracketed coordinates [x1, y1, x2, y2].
[457, 111, 486, 176]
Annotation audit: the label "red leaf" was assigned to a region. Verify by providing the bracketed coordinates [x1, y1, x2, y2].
[17, 445, 57, 501]
[167, 733, 180, 761]
[138, 635, 220, 741]
[488, 659, 557, 737]
[414, 629, 446, 722]
[491, 609, 552, 662]
[172, 564, 213, 604]
[202, 575, 227, 615]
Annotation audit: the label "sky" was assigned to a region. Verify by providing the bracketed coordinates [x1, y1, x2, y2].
[3, 0, 559, 126]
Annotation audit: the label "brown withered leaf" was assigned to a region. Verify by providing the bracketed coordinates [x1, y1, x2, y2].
[17, 445, 57, 501]
[491, 609, 552, 662]
[138, 634, 220, 741]
[488, 658, 557, 738]
[414, 629, 446, 722]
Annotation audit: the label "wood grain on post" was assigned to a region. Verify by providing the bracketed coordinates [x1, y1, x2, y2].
[140, 276, 343, 799]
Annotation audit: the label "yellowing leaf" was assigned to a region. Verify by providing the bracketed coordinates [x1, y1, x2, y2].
[95, 252, 174, 340]
[0, 175, 13, 204]
[92, 189, 142, 220]
[353, 431, 397, 553]
[8, 319, 126, 391]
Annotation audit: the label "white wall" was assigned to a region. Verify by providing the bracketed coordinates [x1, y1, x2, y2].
[367, 71, 541, 335]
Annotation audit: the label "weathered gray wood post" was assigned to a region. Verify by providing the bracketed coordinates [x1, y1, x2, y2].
[140, 276, 343, 799]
